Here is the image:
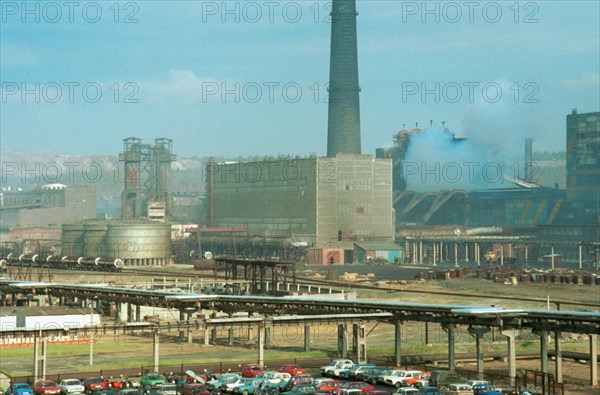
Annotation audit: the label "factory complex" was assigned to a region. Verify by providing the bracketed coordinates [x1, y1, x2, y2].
[0, 0, 598, 268]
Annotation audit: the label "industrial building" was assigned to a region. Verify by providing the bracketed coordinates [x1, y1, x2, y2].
[566, 109, 600, 216]
[0, 183, 96, 244]
[209, 154, 394, 264]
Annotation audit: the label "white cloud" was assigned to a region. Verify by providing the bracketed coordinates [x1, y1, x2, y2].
[142, 70, 219, 104]
[554, 72, 600, 90]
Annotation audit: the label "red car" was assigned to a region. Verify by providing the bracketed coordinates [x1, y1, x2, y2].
[33, 381, 61, 395]
[316, 380, 343, 393]
[332, 382, 374, 395]
[181, 384, 211, 395]
[241, 364, 268, 378]
[279, 364, 307, 376]
[82, 378, 108, 393]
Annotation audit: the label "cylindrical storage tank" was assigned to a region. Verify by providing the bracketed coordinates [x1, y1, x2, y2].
[61, 223, 85, 257]
[83, 222, 109, 258]
[106, 221, 172, 266]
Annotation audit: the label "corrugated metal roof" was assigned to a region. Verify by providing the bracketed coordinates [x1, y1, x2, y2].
[354, 242, 402, 251]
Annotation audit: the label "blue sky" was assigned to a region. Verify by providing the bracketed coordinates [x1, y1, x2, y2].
[1, 0, 599, 157]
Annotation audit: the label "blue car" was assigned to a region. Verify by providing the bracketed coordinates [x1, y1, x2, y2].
[417, 387, 442, 395]
[7, 384, 34, 395]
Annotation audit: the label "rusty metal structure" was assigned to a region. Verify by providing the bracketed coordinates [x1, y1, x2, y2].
[119, 137, 176, 221]
[214, 257, 296, 295]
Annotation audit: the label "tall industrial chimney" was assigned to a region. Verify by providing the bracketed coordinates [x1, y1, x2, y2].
[327, 0, 361, 157]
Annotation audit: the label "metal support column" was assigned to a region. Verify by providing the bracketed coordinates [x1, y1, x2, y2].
[211, 311, 217, 344]
[469, 326, 490, 379]
[228, 312, 234, 346]
[41, 339, 47, 379]
[127, 303, 133, 323]
[338, 324, 348, 358]
[115, 302, 121, 324]
[153, 329, 160, 373]
[136, 304, 141, 322]
[304, 323, 310, 352]
[591, 334, 598, 386]
[443, 324, 456, 370]
[534, 330, 549, 373]
[454, 244, 458, 267]
[555, 331, 562, 383]
[33, 333, 39, 382]
[352, 322, 367, 364]
[179, 309, 186, 340]
[187, 312, 194, 344]
[501, 329, 520, 387]
[265, 316, 272, 349]
[258, 322, 265, 366]
[394, 321, 402, 367]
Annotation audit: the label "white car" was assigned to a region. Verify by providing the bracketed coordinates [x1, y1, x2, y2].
[465, 380, 488, 387]
[257, 372, 291, 384]
[319, 359, 354, 377]
[58, 380, 84, 395]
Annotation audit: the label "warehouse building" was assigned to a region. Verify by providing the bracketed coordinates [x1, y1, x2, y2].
[210, 154, 394, 264]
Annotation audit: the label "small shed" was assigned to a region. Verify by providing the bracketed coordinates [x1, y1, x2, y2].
[354, 242, 404, 264]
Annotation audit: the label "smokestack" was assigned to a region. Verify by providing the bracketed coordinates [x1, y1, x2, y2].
[525, 138, 533, 182]
[327, 0, 361, 157]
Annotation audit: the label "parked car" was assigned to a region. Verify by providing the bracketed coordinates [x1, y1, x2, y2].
[315, 380, 343, 393]
[426, 372, 464, 391]
[58, 380, 85, 395]
[415, 387, 442, 395]
[442, 384, 472, 395]
[355, 368, 386, 383]
[220, 379, 247, 393]
[256, 373, 291, 385]
[82, 379, 108, 394]
[241, 365, 268, 378]
[232, 379, 264, 395]
[181, 384, 210, 395]
[280, 385, 327, 395]
[394, 389, 419, 395]
[7, 384, 35, 395]
[140, 375, 165, 390]
[278, 365, 306, 377]
[319, 360, 354, 377]
[332, 382, 374, 395]
[115, 390, 143, 395]
[347, 365, 376, 381]
[206, 375, 243, 391]
[472, 384, 495, 394]
[153, 384, 178, 395]
[384, 371, 423, 388]
[33, 381, 61, 395]
[283, 375, 313, 392]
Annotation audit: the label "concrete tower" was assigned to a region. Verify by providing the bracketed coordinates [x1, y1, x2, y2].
[327, 0, 361, 157]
